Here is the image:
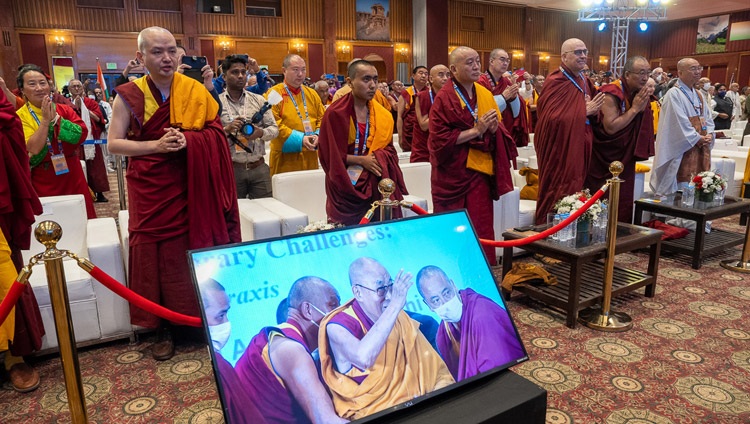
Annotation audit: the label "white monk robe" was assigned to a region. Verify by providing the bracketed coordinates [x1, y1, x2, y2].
[650, 81, 715, 196]
[727, 90, 742, 126]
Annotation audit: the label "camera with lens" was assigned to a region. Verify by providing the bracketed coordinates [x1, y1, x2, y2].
[239, 100, 274, 136]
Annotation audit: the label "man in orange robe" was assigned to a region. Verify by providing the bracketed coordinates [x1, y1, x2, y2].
[318, 59, 407, 226]
[109, 26, 240, 360]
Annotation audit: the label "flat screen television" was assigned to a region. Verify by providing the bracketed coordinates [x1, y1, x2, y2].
[188, 210, 528, 423]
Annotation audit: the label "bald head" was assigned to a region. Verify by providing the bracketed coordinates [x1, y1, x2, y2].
[349, 257, 384, 287]
[429, 64, 450, 91]
[288, 276, 337, 310]
[449, 46, 482, 85]
[199, 279, 230, 327]
[561, 38, 588, 73]
[677, 58, 702, 86]
[137, 26, 174, 54]
[416, 266, 451, 298]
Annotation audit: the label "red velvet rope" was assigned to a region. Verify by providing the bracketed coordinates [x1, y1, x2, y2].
[359, 217, 370, 225]
[405, 188, 607, 248]
[0, 280, 26, 326]
[88, 266, 202, 327]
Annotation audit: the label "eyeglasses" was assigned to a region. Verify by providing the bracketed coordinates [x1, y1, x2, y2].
[629, 70, 652, 77]
[688, 66, 704, 72]
[494, 57, 510, 63]
[564, 49, 589, 57]
[355, 281, 393, 297]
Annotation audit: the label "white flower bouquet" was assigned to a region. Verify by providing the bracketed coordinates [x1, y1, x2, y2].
[691, 171, 727, 195]
[554, 189, 604, 222]
[297, 220, 343, 233]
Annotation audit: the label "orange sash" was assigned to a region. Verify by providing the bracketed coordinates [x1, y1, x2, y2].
[454, 82, 500, 176]
[347, 100, 393, 152]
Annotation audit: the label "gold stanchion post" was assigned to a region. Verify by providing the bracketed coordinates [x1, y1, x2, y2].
[720, 213, 750, 272]
[35, 221, 89, 423]
[579, 161, 633, 332]
[377, 178, 398, 222]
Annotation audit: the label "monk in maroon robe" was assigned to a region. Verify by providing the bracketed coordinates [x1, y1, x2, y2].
[0, 89, 45, 391]
[429, 47, 514, 266]
[416, 266, 525, 382]
[585, 56, 655, 223]
[477, 49, 530, 156]
[396, 66, 428, 152]
[109, 27, 239, 360]
[534, 38, 605, 225]
[234, 276, 345, 424]
[412, 64, 450, 163]
[318, 60, 406, 226]
[68, 79, 110, 201]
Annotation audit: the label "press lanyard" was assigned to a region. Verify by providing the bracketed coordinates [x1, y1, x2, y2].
[28, 105, 62, 156]
[429, 88, 434, 105]
[283, 84, 309, 123]
[678, 85, 702, 115]
[453, 83, 478, 123]
[619, 81, 627, 114]
[560, 67, 587, 97]
[353, 112, 370, 156]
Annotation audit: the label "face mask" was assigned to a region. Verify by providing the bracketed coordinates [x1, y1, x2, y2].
[703, 83, 711, 91]
[655, 75, 662, 83]
[433, 292, 463, 323]
[309, 304, 329, 328]
[718, 91, 726, 98]
[88, 94, 96, 100]
[209, 321, 231, 351]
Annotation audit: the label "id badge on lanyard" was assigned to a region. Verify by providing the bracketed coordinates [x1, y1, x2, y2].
[302, 119, 314, 135]
[51, 153, 69, 175]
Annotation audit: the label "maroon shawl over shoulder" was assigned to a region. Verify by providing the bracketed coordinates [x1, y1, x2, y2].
[410, 88, 433, 163]
[0, 91, 45, 355]
[318, 92, 406, 226]
[585, 79, 654, 222]
[534, 64, 597, 225]
[435, 289, 525, 382]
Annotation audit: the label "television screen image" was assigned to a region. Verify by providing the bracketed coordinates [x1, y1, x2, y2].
[188, 210, 528, 423]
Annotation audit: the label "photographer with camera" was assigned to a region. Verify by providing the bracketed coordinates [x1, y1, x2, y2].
[219, 55, 279, 199]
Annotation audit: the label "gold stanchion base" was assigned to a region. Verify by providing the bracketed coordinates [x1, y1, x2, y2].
[578, 308, 633, 332]
[719, 259, 750, 273]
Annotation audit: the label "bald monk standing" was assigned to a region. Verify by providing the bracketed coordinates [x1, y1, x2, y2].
[412, 64, 450, 163]
[108, 26, 240, 360]
[534, 38, 605, 225]
[428, 46, 515, 265]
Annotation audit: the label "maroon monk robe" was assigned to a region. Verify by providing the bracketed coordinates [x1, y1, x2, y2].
[478, 71, 530, 156]
[428, 79, 514, 266]
[28, 103, 96, 219]
[214, 352, 268, 424]
[116, 77, 240, 328]
[534, 64, 598, 225]
[435, 289, 525, 382]
[410, 88, 434, 163]
[0, 92, 45, 355]
[399, 86, 426, 151]
[234, 320, 315, 424]
[73, 96, 110, 194]
[318, 92, 406, 226]
[585, 79, 654, 223]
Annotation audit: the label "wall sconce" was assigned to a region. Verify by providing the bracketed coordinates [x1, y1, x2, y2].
[512, 51, 524, 59]
[540, 54, 550, 62]
[339, 44, 351, 54]
[397, 46, 409, 57]
[293, 42, 305, 53]
[219, 40, 230, 52]
[599, 56, 609, 65]
[54, 36, 65, 47]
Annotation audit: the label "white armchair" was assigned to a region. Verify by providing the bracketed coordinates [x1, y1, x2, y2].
[22, 195, 131, 353]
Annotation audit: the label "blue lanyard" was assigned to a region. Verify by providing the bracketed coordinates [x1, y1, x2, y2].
[283, 84, 309, 122]
[619, 81, 627, 114]
[452, 83, 478, 123]
[429, 88, 434, 105]
[560, 68, 587, 97]
[27, 104, 61, 155]
[353, 112, 370, 156]
[677, 85, 702, 115]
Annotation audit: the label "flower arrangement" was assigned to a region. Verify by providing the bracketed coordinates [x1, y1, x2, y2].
[554, 189, 605, 222]
[297, 220, 344, 233]
[692, 171, 727, 195]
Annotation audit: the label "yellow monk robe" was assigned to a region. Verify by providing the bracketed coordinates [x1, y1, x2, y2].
[651, 99, 660, 136]
[318, 299, 454, 420]
[266, 83, 326, 176]
[0, 228, 16, 350]
[332, 85, 392, 111]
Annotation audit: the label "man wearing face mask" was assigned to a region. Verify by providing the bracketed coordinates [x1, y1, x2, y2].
[713, 83, 734, 130]
[235, 276, 347, 424]
[319, 257, 453, 421]
[695, 77, 719, 121]
[416, 266, 524, 382]
[199, 279, 267, 424]
[651, 67, 667, 99]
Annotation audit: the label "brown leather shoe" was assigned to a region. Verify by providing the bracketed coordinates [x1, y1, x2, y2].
[8, 363, 40, 393]
[152, 328, 175, 361]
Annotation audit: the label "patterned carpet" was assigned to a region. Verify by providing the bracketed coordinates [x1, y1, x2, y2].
[0, 172, 749, 423]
